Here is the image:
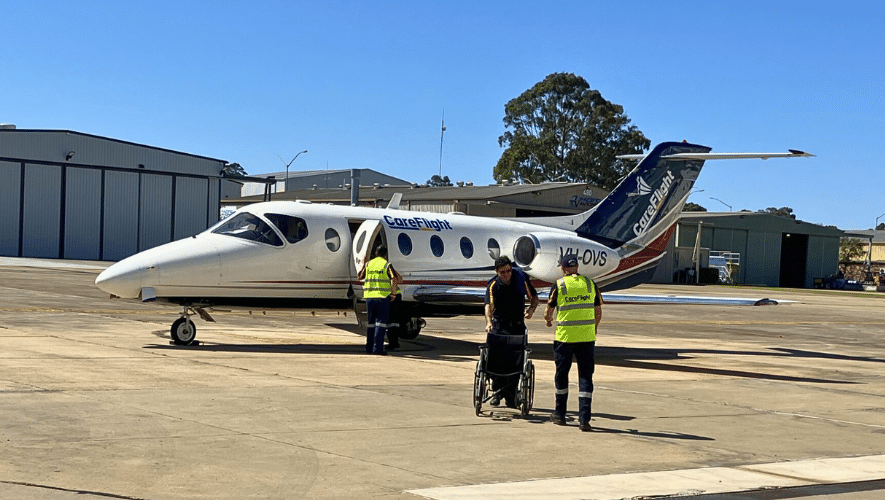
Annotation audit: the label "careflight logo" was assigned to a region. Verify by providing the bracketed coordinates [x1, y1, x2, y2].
[628, 176, 653, 197]
[383, 215, 453, 231]
[632, 170, 676, 237]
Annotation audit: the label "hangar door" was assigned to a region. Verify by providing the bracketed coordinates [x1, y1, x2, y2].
[779, 232, 808, 288]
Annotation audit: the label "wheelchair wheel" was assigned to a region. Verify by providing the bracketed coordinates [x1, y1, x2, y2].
[473, 347, 488, 416]
[519, 360, 534, 418]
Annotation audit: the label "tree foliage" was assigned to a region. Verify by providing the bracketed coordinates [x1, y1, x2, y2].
[760, 207, 796, 219]
[839, 238, 865, 263]
[683, 202, 707, 212]
[426, 175, 453, 187]
[494, 72, 650, 189]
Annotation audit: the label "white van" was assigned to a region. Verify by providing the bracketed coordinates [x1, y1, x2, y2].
[709, 255, 732, 284]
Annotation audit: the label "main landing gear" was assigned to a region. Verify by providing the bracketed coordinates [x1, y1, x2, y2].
[170, 306, 214, 345]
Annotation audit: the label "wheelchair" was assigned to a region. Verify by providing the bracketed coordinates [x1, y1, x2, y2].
[473, 330, 534, 418]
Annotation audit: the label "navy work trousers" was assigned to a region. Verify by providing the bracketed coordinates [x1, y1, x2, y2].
[365, 297, 390, 354]
[553, 340, 595, 424]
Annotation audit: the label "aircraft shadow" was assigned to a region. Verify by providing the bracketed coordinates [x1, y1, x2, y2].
[143, 323, 864, 385]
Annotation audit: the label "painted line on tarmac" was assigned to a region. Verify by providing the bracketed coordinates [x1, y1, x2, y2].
[407, 454, 885, 500]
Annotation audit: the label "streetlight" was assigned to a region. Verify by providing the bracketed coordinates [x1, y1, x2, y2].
[277, 150, 308, 192]
[710, 197, 732, 211]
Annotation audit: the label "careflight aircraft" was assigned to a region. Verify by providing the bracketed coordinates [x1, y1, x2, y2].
[95, 141, 813, 345]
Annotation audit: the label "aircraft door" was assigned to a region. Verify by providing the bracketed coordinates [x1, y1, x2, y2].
[351, 219, 384, 273]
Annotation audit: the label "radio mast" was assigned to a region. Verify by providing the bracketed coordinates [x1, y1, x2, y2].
[439, 110, 446, 177]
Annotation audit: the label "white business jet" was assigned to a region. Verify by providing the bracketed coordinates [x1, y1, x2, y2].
[95, 141, 812, 345]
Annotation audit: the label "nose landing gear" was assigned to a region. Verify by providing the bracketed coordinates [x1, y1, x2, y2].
[170, 306, 214, 345]
[171, 315, 197, 345]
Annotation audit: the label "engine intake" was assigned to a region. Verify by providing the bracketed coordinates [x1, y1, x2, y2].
[512, 232, 620, 283]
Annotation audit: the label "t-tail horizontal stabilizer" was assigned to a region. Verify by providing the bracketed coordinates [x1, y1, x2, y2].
[576, 141, 711, 248]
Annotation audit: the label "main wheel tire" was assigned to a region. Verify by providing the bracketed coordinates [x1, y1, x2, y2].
[519, 361, 534, 418]
[473, 348, 488, 416]
[171, 317, 197, 345]
[399, 317, 425, 340]
[473, 363, 483, 416]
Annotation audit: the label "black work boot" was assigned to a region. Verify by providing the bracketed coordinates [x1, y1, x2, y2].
[551, 393, 567, 425]
[578, 397, 592, 432]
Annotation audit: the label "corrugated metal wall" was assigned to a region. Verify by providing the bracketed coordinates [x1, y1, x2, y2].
[745, 232, 782, 286]
[175, 177, 210, 239]
[103, 171, 139, 261]
[0, 130, 226, 261]
[64, 167, 102, 259]
[22, 164, 62, 258]
[653, 216, 841, 288]
[0, 161, 21, 255]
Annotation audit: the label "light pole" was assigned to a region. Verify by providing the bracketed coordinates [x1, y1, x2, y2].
[277, 150, 308, 192]
[710, 197, 732, 211]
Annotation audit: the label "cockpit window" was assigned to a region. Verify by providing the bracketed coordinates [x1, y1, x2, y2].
[211, 212, 283, 246]
[265, 213, 309, 244]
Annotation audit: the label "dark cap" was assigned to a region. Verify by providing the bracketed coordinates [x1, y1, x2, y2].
[559, 254, 579, 267]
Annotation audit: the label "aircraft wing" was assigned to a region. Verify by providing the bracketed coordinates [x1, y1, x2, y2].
[617, 150, 814, 161]
[410, 285, 788, 306]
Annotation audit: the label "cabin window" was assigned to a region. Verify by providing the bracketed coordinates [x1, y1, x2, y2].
[487, 238, 500, 259]
[513, 236, 537, 266]
[325, 228, 341, 252]
[355, 231, 367, 256]
[460, 237, 474, 259]
[211, 212, 283, 247]
[398, 233, 412, 256]
[430, 235, 444, 257]
[265, 213, 308, 244]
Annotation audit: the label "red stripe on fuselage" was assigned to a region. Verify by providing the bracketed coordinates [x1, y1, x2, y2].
[601, 223, 676, 278]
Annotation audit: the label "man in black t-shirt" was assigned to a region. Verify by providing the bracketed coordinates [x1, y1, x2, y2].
[484, 256, 538, 407]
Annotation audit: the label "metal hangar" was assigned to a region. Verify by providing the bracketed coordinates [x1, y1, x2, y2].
[0, 127, 227, 261]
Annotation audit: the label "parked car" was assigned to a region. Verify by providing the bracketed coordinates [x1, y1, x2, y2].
[813, 272, 863, 290]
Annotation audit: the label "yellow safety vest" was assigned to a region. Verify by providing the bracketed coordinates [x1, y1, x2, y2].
[363, 257, 392, 299]
[555, 274, 597, 343]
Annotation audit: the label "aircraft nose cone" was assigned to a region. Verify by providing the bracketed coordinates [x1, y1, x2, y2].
[95, 256, 153, 299]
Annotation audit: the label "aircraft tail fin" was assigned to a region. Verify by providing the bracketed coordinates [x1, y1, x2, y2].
[576, 141, 711, 247]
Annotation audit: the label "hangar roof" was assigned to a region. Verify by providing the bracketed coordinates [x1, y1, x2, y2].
[225, 181, 594, 204]
[0, 128, 227, 163]
[678, 211, 845, 237]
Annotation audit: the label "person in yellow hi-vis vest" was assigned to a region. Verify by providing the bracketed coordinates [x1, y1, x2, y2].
[543, 253, 602, 432]
[358, 245, 400, 355]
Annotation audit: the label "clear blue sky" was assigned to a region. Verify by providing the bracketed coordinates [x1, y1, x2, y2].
[3, 1, 883, 229]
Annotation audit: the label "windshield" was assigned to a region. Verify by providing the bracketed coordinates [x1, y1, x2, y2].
[210, 212, 283, 246]
[264, 213, 309, 244]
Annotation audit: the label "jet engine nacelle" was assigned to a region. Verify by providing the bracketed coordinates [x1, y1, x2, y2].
[512, 232, 620, 283]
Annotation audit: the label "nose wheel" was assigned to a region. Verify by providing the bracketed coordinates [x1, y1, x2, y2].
[170, 306, 214, 345]
[171, 307, 198, 345]
[171, 317, 197, 345]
